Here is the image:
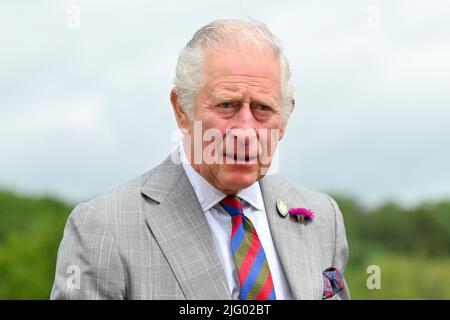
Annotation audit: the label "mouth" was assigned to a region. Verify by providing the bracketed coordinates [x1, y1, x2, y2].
[224, 153, 258, 163]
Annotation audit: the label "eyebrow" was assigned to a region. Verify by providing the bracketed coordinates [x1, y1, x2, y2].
[211, 92, 242, 102]
[210, 89, 278, 107]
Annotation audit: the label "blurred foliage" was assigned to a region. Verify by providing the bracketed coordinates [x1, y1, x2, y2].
[333, 194, 450, 299]
[0, 189, 449, 299]
[0, 190, 72, 299]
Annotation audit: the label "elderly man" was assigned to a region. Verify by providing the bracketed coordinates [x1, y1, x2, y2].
[51, 19, 350, 300]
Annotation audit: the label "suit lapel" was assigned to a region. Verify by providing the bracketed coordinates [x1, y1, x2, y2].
[259, 175, 323, 300]
[140, 149, 230, 300]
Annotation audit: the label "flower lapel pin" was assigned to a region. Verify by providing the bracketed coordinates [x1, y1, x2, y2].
[288, 207, 316, 223]
[276, 199, 316, 223]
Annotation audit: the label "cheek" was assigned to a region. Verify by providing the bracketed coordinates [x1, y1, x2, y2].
[201, 116, 222, 131]
[194, 105, 223, 131]
[199, 116, 228, 148]
[259, 123, 282, 146]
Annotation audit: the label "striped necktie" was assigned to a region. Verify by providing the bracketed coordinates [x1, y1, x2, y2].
[219, 195, 276, 300]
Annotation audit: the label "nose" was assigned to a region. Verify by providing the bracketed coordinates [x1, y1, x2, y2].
[230, 103, 258, 139]
[227, 103, 259, 154]
[234, 103, 255, 130]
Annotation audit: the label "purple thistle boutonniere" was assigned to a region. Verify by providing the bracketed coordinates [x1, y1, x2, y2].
[288, 207, 316, 222]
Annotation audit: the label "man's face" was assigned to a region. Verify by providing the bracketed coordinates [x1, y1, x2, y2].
[173, 47, 287, 195]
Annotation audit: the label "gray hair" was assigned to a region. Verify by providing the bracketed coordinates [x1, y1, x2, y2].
[173, 19, 294, 125]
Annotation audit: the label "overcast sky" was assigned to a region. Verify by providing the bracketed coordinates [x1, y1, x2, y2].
[1, 0, 449, 208]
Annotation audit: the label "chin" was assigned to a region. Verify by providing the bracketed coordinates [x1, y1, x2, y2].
[219, 169, 260, 192]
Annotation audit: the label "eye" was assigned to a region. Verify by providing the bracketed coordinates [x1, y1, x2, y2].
[220, 102, 233, 109]
[254, 104, 272, 111]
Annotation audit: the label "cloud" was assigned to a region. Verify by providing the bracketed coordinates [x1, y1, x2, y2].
[0, 0, 449, 206]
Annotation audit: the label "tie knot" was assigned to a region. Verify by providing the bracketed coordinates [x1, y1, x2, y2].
[219, 195, 244, 217]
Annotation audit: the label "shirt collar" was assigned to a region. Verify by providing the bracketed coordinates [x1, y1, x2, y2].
[179, 143, 264, 212]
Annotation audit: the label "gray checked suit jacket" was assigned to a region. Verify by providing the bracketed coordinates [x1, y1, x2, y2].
[50, 148, 350, 300]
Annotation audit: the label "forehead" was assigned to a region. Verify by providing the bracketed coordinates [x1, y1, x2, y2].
[203, 48, 282, 97]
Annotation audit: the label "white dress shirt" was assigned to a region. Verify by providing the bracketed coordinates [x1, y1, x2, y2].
[180, 144, 294, 300]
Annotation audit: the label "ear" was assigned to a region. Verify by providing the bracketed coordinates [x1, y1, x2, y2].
[170, 88, 191, 131]
[279, 98, 295, 141]
[290, 97, 296, 114]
